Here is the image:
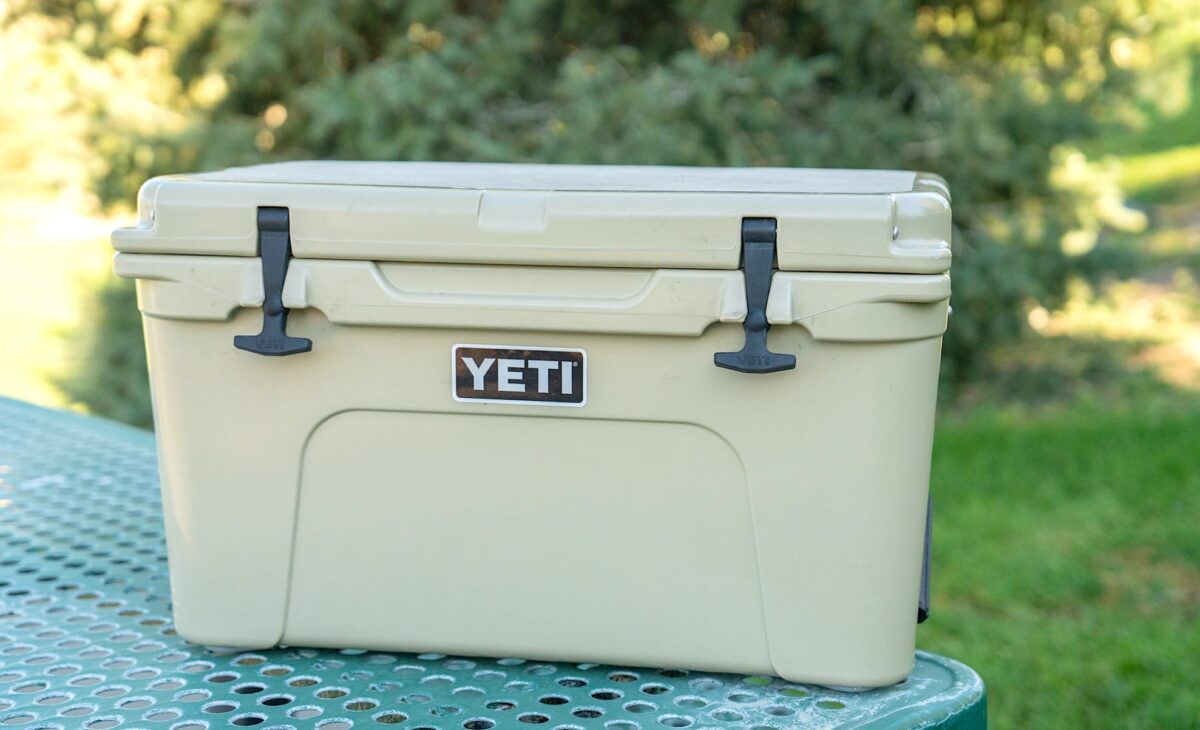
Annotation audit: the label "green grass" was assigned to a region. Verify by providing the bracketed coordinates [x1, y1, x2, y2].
[919, 402, 1200, 728]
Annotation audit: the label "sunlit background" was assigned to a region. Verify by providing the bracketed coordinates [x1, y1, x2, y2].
[1, 1, 1199, 726]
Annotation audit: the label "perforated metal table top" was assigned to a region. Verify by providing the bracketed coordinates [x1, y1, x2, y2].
[0, 398, 985, 729]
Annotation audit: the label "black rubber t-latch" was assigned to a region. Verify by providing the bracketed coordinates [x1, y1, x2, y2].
[233, 207, 312, 356]
[714, 218, 796, 373]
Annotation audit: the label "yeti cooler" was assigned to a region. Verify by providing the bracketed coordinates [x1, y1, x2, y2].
[112, 162, 952, 687]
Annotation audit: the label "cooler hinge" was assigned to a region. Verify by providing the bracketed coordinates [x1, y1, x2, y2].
[233, 207, 313, 356]
[714, 218, 796, 374]
[918, 492, 932, 623]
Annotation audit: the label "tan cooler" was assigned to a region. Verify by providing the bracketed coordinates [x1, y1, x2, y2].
[112, 162, 952, 687]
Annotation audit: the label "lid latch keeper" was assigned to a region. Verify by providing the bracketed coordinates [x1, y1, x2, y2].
[714, 218, 796, 374]
[233, 207, 313, 356]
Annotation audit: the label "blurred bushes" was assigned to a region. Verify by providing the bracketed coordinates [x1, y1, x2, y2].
[6, 0, 1197, 423]
[54, 278, 153, 429]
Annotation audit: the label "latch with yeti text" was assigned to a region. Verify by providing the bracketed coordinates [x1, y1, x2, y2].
[234, 207, 312, 356]
[714, 218, 797, 374]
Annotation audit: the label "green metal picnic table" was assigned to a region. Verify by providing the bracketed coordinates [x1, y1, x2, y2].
[0, 398, 985, 729]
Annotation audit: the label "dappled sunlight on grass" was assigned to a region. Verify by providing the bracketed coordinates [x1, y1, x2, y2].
[1134, 333, 1200, 390]
[1117, 143, 1200, 202]
[1143, 198, 1200, 260]
[1029, 273, 1200, 391]
[951, 266, 1200, 413]
[1034, 273, 1199, 342]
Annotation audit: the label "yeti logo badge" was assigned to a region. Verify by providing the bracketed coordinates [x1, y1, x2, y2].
[453, 345, 586, 407]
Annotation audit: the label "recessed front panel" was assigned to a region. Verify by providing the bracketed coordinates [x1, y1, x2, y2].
[285, 410, 770, 671]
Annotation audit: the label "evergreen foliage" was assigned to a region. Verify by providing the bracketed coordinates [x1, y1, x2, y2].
[7, 0, 1194, 420]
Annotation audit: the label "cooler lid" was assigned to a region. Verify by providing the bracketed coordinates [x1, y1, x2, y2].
[113, 162, 951, 273]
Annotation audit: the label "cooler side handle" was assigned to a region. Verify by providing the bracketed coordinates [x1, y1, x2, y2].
[767, 272, 951, 343]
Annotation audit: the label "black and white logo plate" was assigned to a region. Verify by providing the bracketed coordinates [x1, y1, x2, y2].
[452, 344, 586, 407]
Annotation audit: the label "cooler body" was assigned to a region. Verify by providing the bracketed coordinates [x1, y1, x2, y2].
[112, 162, 952, 687]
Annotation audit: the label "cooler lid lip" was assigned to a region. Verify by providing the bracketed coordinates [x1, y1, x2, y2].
[161, 160, 938, 196]
[114, 163, 951, 275]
